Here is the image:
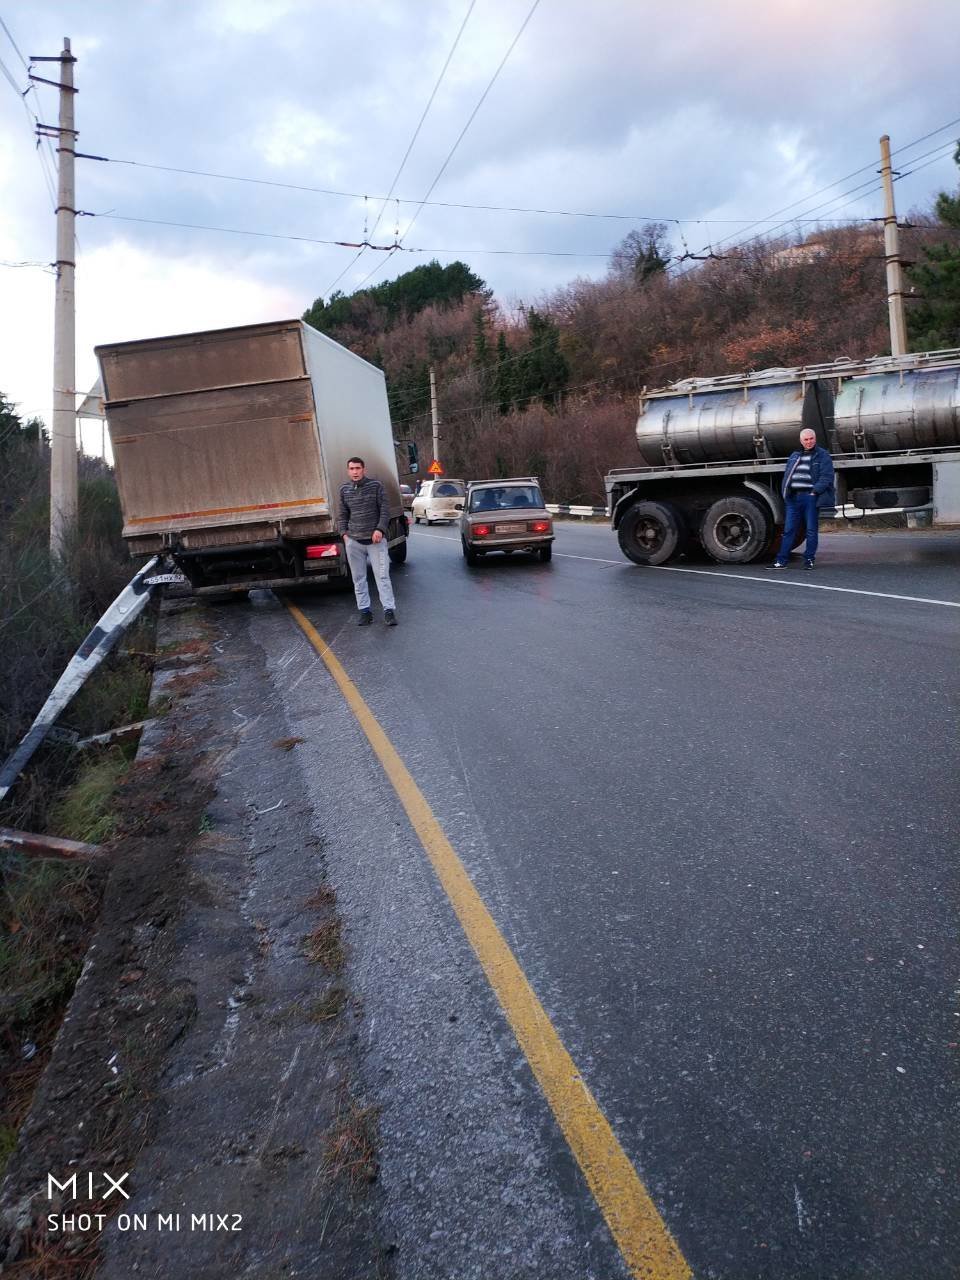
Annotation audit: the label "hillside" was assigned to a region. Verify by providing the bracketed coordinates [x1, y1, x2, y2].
[303, 185, 960, 503]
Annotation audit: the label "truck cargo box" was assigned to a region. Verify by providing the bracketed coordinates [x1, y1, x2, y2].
[95, 320, 408, 591]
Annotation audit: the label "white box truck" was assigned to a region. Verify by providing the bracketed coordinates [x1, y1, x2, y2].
[95, 319, 412, 594]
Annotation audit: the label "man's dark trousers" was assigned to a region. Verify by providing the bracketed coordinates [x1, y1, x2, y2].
[778, 492, 819, 563]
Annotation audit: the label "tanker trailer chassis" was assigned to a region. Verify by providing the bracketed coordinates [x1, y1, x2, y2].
[606, 348, 960, 566]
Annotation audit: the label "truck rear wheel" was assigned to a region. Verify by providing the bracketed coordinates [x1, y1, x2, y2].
[618, 501, 686, 566]
[388, 539, 408, 565]
[699, 495, 772, 564]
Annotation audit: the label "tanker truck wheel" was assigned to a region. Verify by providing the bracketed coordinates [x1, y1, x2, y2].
[699, 495, 772, 565]
[618, 501, 686, 566]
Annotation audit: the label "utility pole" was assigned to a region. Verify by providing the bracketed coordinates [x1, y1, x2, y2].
[879, 133, 908, 357]
[429, 365, 441, 467]
[41, 38, 78, 558]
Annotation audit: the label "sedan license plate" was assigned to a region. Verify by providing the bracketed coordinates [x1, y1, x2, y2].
[494, 522, 525, 533]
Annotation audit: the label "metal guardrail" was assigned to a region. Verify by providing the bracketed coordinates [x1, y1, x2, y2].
[0, 557, 158, 805]
[547, 503, 608, 518]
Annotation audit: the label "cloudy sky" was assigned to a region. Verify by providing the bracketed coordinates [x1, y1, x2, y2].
[1, 0, 958, 444]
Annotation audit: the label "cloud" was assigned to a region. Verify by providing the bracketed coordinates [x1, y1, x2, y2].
[200, 0, 313, 35]
[251, 104, 347, 171]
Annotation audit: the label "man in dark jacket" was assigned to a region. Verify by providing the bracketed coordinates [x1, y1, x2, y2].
[769, 429, 836, 569]
[338, 457, 397, 625]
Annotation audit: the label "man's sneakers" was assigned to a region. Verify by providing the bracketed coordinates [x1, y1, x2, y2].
[766, 561, 787, 569]
[358, 608, 397, 626]
[803, 559, 815, 570]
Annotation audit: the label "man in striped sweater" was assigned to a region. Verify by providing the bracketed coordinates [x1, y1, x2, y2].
[338, 457, 398, 625]
[769, 428, 836, 570]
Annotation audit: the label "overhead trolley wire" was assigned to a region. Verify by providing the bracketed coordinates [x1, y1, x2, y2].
[354, 0, 543, 292]
[81, 153, 878, 226]
[0, 15, 59, 206]
[76, 116, 960, 235]
[676, 117, 960, 270]
[89, 210, 616, 259]
[323, 0, 478, 297]
[78, 119, 957, 288]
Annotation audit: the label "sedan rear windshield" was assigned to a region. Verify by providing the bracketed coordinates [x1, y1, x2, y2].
[469, 486, 543, 512]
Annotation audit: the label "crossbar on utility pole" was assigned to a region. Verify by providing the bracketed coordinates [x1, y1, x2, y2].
[49, 37, 78, 559]
[879, 133, 908, 357]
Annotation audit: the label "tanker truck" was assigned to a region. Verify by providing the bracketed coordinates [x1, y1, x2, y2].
[96, 319, 412, 594]
[605, 347, 960, 566]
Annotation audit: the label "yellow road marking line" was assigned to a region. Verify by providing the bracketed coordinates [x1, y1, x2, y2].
[285, 601, 691, 1280]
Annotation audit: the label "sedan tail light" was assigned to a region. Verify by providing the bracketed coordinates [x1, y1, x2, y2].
[473, 524, 492, 537]
[305, 543, 339, 558]
[529, 520, 551, 533]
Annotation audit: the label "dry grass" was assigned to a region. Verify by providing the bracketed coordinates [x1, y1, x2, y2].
[273, 736, 305, 752]
[321, 1092, 379, 1188]
[5, 1222, 102, 1279]
[304, 921, 345, 972]
[307, 987, 347, 1022]
[305, 885, 337, 910]
[159, 638, 211, 659]
[164, 667, 216, 697]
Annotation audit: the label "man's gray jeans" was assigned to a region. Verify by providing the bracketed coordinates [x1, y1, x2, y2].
[344, 537, 395, 612]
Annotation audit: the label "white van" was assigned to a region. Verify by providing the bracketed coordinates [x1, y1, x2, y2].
[411, 479, 467, 525]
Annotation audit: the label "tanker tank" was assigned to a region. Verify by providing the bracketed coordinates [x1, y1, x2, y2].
[833, 364, 960, 453]
[635, 376, 833, 467]
[635, 352, 960, 467]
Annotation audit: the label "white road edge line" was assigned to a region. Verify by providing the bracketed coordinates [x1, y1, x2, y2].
[416, 532, 960, 608]
[557, 554, 960, 607]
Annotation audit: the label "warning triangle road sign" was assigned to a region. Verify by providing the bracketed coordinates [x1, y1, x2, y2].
[427, 460, 444, 475]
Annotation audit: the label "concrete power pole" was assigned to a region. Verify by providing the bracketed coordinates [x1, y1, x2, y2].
[48, 37, 78, 558]
[429, 365, 441, 467]
[879, 134, 909, 357]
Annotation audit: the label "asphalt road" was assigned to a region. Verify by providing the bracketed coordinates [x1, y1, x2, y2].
[264, 522, 959, 1279]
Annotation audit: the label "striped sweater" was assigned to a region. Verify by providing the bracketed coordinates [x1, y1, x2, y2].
[338, 476, 389, 540]
[788, 452, 814, 492]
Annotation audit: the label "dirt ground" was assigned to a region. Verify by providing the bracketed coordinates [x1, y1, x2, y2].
[0, 598, 391, 1279]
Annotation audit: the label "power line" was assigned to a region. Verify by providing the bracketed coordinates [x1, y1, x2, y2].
[81, 153, 876, 226]
[0, 259, 56, 272]
[74, 114, 960, 237]
[356, 0, 542, 293]
[0, 51, 56, 206]
[90, 210, 618, 258]
[0, 16, 59, 206]
[324, 0, 477, 298]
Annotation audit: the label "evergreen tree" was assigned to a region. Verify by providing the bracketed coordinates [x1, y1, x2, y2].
[909, 145, 960, 350]
[495, 332, 514, 414]
[472, 308, 493, 398]
[303, 261, 488, 337]
[516, 309, 568, 409]
[388, 361, 430, 427]
[0, 394, 45, 450]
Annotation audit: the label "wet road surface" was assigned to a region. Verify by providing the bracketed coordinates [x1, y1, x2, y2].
[257, 523, 959, 1279]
